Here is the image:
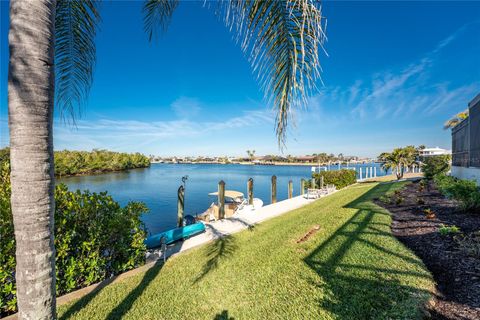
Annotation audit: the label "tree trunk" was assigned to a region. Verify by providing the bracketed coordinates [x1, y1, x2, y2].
[8, 0, 56, 319]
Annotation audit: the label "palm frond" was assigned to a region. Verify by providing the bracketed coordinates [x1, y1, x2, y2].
[216, 0, 327, 146]
[55, 0, 100, 122]
[444, 109, 469, 130]
[143, 0, 179, 41]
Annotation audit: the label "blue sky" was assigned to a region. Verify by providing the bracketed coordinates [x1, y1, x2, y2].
[1, 1, 480, 157]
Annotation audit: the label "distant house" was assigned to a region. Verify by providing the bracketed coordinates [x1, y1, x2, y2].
[451, 93, 480, 184]
[419, 147, 451, 157]
[295, 156, 317, 163]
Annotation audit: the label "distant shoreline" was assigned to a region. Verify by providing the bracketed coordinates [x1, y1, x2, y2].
[151, 161, 378, 167]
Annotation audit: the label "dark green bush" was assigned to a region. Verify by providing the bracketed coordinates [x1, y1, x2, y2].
[0, 163, 148, 316]
[0, 148, 150, 177]
[312, 169, 357, 189]
[434, 175, 480, 212]
[423, 155, 451, 180]
[54, 149, 150, 176]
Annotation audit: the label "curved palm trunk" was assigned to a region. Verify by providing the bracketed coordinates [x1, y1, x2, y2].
[8, 0, 56, 319]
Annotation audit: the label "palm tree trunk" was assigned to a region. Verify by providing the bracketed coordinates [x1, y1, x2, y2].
[8, 0, 56, 319]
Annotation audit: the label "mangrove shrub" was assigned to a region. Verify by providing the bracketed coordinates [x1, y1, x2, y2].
[0, 161, 148, 316]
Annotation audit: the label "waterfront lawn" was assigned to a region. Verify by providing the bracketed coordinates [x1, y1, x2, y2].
[58, 181, 434, 320]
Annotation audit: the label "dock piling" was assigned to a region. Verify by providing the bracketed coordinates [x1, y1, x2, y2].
[218, 180, 225, 219]
[300, 179, 305, 195]
[288, 180, 293, 199]
[177, 185, 185, 227]
[271, 175, 277, 204]
[320, 176, 324, 189]
[248, 178, 254, 205]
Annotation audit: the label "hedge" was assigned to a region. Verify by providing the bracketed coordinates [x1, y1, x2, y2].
[312, 169, 357, 189]
[0, 161, 149, 317]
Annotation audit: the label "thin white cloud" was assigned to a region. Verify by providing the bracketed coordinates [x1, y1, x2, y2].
[170, 96, 202, 119]
[54, 109, 275, 152]
[305, 22, 480, 124]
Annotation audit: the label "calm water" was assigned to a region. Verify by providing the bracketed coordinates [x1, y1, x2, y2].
[59, 163, 386, 234]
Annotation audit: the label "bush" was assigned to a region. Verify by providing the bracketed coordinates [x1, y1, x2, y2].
[312, 169, 357, 189]
[0, 164, 148, 316]
[423, 155, 451, 180]
[434, 175, 480, 212]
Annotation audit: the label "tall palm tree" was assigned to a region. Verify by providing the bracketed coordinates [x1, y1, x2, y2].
[8, 0, 99, 318]
[8, 0, 325, 318]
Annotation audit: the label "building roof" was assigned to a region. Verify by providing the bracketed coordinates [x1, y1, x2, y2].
[469, 93, 480, 108]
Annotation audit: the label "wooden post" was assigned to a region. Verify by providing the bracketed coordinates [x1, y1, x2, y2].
[177, 185, 185, 227]
[271, 175, 277, 203]
[359, 167, 363, 180]
[300, 179, 305, 195]
[288, 180, 293, 199]
[218, 180, 225, 220]
[320, 176, 324, 189]
[311, 178, 316, 189]
[247, 178, 254, 205]
[374, 166, 377, 177]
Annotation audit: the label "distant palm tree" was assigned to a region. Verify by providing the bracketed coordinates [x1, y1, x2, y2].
[378, 146, 418, 180]
[8, 0, 326, 318]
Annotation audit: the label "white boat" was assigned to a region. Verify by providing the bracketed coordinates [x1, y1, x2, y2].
[198, 190, 263, 222]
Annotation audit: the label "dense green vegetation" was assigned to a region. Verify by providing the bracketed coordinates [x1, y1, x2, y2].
[435, 174, 480, 212]
[0, 158, 149, 316]
[55, 150, 150, 176]
[423, 155, 451, 180]
[0, 148, 150, 177]
[312, 169, 357, 189]
[58, 182, 434, 319]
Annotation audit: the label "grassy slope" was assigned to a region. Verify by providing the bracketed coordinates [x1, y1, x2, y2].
[58, 182, 434, 320]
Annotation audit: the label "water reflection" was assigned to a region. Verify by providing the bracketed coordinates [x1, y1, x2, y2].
[59, 163, 387, 234]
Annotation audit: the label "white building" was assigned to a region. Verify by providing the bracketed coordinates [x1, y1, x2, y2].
[419, 147, 451, 157]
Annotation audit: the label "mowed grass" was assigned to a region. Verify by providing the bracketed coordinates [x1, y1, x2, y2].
[58, 182, 434, 320]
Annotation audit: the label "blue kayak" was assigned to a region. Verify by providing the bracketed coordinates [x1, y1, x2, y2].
[144, 222, 206, 249]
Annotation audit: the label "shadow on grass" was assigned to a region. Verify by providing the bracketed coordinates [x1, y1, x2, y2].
[194, 235, 238, 283]
[60, 260, 164, 320]
[213, 309, 234, 320]
[304, 182, 433, 319]
[60, 276, 113, 319]
[105, 261, 164, 320]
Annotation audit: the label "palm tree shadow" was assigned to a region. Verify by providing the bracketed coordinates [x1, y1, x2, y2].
[194, 235, 238, 284]
[303, 183, 433, 319]
[60, 275, 115, 319]
[213, 309, 234, 320]
[104, 261, 164, 320]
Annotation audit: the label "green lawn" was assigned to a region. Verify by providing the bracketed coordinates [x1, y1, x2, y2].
[58, 182, 434, 320]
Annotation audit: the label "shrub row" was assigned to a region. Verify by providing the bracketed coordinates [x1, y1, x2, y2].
[434, 174, 480, 212]
[55, 149, 150, 176]
[0, 148, 150, 177]
[0, 162, 149, 316]
[311, 169, 357, 189]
